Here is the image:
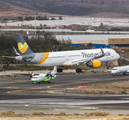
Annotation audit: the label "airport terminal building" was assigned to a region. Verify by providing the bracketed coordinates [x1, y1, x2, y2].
[108, 37, 129, 50]
[56, 34, 129, 49]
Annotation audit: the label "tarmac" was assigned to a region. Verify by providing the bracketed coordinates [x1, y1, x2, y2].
[0, 72, 129, 115]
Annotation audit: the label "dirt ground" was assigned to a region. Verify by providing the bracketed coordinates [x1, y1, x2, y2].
[65, 81, 129, 94]
[0, 115, 129, 120]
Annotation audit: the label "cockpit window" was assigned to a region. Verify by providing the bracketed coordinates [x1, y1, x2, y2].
[113, 69, 117, 70]
[33, 74, 39, 76]
[32, 77, 38, 78]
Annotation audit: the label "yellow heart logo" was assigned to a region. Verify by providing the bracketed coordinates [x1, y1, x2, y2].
[18, 42, 28, 54]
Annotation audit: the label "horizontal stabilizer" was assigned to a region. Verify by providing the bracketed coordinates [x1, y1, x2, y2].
[2, 56, 15, 58]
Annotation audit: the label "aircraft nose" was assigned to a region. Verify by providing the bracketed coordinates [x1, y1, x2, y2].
[117, 53, 120, 59]
[111, 70, 116, 75]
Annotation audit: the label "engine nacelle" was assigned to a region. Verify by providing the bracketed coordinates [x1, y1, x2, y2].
[15, 56, 23, 62]
[87, 60, 101, 68]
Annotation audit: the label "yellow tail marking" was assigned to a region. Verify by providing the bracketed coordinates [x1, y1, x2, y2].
[36, 52, 49, 65]
[18, 42, 28, 54]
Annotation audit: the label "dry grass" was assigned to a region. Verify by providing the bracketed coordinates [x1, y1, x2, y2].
[64, 81, 129, 94]
[0, 111, 129, 120]
[58, 111, 66, 116]
[1, 115, 129, 120]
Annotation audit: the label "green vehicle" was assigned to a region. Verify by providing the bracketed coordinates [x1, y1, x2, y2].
[31, 66, 57, 84]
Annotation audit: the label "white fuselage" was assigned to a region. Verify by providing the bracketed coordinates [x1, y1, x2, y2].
[31, 74, 46, 81]
[111, 65, 129, 75]
[15, 48, 120, 67]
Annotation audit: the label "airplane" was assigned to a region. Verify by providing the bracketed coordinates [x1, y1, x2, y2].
[30, 66, 57, 84]
[110, 65, 129, 76]
[3, 34, 120, 73]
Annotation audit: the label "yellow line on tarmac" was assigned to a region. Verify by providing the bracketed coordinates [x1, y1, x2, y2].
[25, 105, 29, 107]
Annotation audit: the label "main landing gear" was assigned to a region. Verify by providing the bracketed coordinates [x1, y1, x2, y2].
[57, 67, 82, 73]
[106, 62, 110, 69]
[76, 68, 82, 73]
[123, 72, 126, 75]
[57, 68, 63, 73]
[76, 63, 82, 73]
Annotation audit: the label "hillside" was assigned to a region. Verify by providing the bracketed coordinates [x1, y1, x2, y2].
[1, 0, 129, 18]
[0, 1, 63, 19]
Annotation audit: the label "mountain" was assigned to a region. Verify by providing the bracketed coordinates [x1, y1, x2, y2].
[1, 0, 129, 18]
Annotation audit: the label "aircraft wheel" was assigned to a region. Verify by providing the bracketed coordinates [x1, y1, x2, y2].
[123, 72, 126, 75]
[48, 81, 51, 83]
[57, 68, 63, 73]
[38, 82, 41, 84]
[112, 73, 114, 76]
[33, 82, 37, 84]
[76, 68, 82, 73]
[106, 62, 110, 69]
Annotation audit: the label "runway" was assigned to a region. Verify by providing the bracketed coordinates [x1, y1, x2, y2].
[0, 73, 129, 114]
[0, 73, 129, 88]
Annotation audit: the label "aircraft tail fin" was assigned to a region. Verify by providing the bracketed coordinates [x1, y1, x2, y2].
[16, 34, 34, 56]
[51, 66, 57, 76]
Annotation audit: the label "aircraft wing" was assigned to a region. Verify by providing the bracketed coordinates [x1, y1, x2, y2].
[63, 47, 105, 66]
[63, 58, 92, 66]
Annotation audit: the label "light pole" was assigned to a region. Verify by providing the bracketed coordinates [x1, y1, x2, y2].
[35, 12, 36, 39]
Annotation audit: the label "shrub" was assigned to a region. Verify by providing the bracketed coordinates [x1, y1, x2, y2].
[120, 91, 127, 94]
[84, 112, 88, 116]
[93, 111, 109, 116]
[32, 112, 39, 115]
[58, 111, 66, 116]
[39, 112, 44, 115]
[73, 113, 79, 115]
[118, 114, 124, 116]
[15, 113, 23, 117]
[105, 91, 109, 94]
[5, 111, 15, 117]
[88, 112, 94, 116]
[0, 112, 5, 116]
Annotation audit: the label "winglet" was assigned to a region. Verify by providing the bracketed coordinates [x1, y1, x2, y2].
[94, 47, 105, 59]
[12, 46, 20, 56]
[100, 47, 104, 55]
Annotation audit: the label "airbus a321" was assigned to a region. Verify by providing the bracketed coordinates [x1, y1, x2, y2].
[3, 34, 120, 73]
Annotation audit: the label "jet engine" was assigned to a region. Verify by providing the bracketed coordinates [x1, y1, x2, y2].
[87, 60, 101, 68]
